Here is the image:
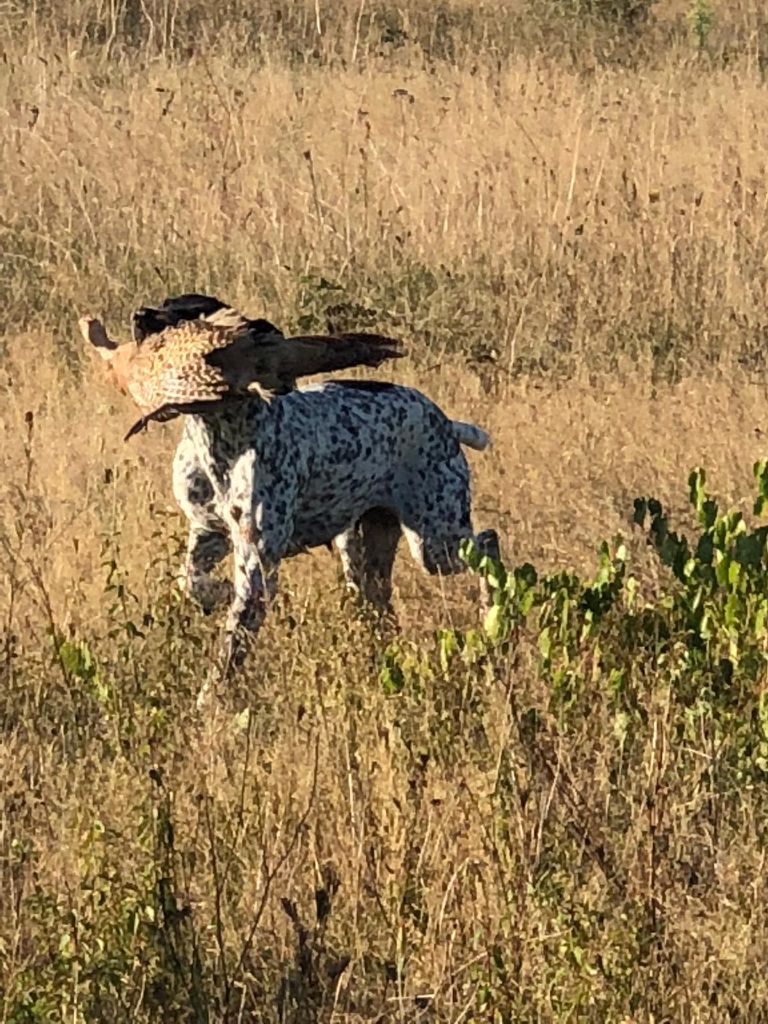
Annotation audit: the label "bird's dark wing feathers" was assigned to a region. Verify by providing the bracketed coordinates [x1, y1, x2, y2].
[133, 293, 227, 342]
[202, 328, 402, 386]
[244, 317, 284, 336]
[132, 293, 284, 343]
[159, 293, 227, 318]
[287, 332, 404, 369]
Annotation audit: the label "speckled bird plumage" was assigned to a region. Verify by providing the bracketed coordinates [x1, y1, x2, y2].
[119, 317, 245, 407]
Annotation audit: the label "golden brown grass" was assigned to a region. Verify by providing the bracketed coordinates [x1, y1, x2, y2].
[4, 3, 768, 1021]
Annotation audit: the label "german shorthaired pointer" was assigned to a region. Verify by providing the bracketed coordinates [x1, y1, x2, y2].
[80, 302, 499, 676]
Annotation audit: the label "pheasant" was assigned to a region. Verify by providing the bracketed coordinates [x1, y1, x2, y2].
[79, 308, 402, 440]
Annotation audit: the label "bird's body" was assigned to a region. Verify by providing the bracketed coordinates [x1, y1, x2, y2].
[113, 316, 242, 408]
[79, 308, 402, 439]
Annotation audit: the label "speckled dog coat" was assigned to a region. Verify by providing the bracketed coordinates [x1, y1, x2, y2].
[171, 379, 499, 669]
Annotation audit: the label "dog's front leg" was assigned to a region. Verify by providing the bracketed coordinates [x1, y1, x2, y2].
[217, 452, 297, 682]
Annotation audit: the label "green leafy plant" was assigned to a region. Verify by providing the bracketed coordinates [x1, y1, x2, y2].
[688, 0, 716, 50]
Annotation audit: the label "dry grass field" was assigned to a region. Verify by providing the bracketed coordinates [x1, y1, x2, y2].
[5, 1, 768, 1021]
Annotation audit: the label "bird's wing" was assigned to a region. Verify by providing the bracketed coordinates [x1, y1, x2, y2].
[132, 293, 285, 345]
[132, 307, 174, 342]
[244, 317, 284, 337]
[204, 329, 403, 391]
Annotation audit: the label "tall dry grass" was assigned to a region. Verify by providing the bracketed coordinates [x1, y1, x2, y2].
[4, 2, 768, 1021]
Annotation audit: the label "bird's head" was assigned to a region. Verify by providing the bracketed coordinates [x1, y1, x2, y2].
[79, 316, 139, 402]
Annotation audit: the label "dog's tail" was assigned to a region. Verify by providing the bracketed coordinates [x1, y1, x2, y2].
[452, 420, 491, 451]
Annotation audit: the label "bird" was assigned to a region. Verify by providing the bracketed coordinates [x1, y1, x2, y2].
[79, 307, 403, 440]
